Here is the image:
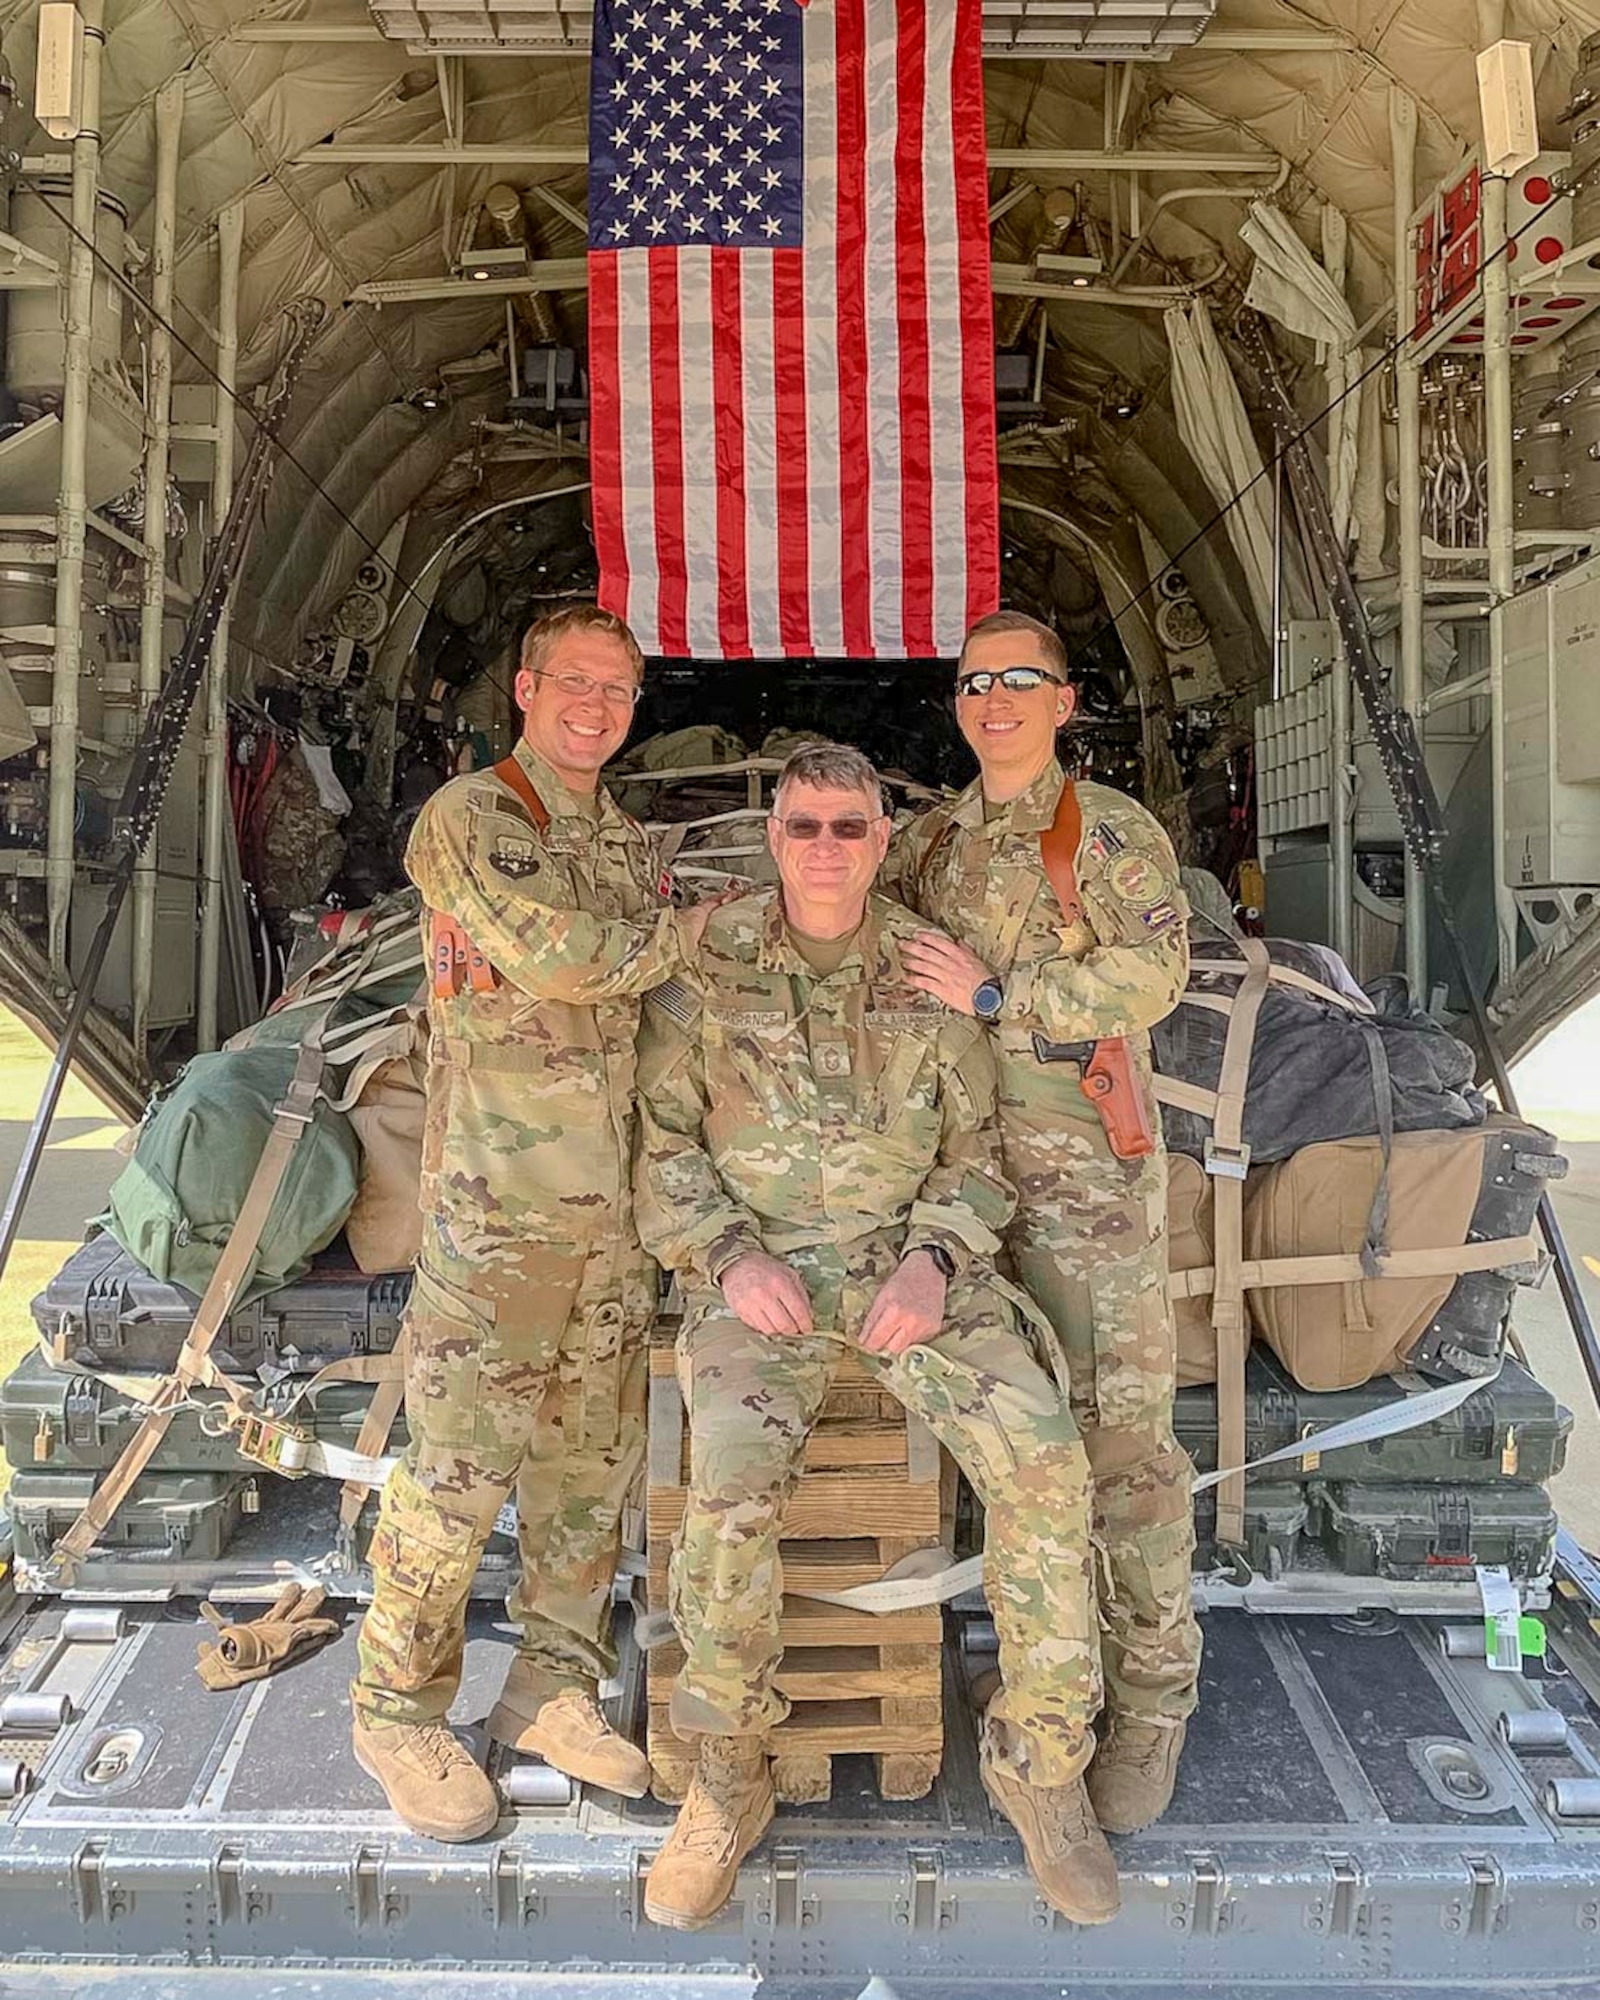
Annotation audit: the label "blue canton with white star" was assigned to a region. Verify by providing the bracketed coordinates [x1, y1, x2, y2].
[588, 0, 804, 251]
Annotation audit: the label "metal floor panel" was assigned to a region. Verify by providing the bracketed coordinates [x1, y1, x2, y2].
[1, 1599, 1598, 1989]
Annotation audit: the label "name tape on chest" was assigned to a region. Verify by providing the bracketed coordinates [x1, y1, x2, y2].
[708, 1006, 790, 1030]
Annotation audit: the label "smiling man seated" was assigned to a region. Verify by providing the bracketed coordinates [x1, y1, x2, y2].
[632, 740, 1116, 1932]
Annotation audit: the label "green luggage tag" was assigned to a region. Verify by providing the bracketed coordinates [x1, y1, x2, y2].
[1477, 1564, 1547, 1671]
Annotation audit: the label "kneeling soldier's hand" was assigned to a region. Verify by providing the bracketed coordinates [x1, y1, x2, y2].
[720, 1251, 816, 1336]
[859, 1251, 948, 1356]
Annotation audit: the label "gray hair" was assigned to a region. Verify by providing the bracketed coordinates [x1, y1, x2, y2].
[772, 740, 887, 819]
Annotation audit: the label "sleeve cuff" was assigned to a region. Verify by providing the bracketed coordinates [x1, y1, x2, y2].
[903, 1203, 1002, 1277]
[902, 1229, 971, 1279]
[704, 1221, 767, 1284]
[1000, 963, 1034, 1022]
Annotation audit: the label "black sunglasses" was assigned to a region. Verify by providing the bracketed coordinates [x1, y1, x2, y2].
[955, 666, 1067, 698]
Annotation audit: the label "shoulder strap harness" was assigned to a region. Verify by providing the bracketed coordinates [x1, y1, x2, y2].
[429, 754, 551, 999]
[918, 778, 1082, 917]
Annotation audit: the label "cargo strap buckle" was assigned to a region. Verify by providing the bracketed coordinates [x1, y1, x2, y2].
[1208, 1542, 1255, 1589]
[1202, 1139, 1251, 1182]
[226, 1411, 314, 1478]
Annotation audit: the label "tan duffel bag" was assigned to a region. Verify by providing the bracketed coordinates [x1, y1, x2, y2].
[344, 1050, 427, 1276]
[1243, 1124, 1543, 1391]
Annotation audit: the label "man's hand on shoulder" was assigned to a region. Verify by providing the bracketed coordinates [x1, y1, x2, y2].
[678, 885, 744, 950]
[899, 930, 994, 1016]
[720, 1251, 815, 1336]
[859, 1250, 948, 1357]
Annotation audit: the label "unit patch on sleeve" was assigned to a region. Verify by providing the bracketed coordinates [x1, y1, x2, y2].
[489, 835, 544, 883]
[1105, 849, 1171, 908]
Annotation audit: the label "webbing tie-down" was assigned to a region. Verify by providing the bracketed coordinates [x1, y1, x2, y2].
[1207, 938, 1272, 1553]
[628, 1358, 1506, 1628]
[47, 1036, 327, 1577]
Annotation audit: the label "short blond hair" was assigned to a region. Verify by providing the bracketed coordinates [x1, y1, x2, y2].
[959, 608, 1069, 681]
[520, 602, 645, 681]
[773, 740, 886, 818]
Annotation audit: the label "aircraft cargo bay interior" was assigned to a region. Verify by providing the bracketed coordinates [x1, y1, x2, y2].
[1, 5, 1600, 1996]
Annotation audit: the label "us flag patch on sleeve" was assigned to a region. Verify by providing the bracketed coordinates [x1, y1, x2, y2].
[649, 977, 699, 1027]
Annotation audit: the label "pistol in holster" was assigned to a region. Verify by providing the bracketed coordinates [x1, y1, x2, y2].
[1030, 1032, 1157, 1161]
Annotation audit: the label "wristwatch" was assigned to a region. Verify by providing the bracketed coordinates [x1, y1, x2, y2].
[972, 977, 1005, 1023]
[919, 1243, 957, 1280]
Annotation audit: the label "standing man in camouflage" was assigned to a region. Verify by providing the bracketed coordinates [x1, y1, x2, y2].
[635, 742, 1118, 1931]
[351, 603, 715, 1839]
[892, 609, 1201, 1838]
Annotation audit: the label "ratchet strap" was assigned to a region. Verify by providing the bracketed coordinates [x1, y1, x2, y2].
[48, 1035, 327, 1577]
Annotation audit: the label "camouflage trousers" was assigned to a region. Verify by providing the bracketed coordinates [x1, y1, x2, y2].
[352, 1215, 654, 1726]
[1007, 1135, 1202, 1728]
[669, 1238, 1099, 1787]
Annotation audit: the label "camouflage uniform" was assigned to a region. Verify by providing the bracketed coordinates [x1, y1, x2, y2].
[635, 889, 1100, 1787]
[890, 761, 1202, 1728]
[353, 739, 688, 1727]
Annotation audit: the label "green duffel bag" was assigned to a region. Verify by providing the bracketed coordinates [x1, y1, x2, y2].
[100, 1045, 361, 1308]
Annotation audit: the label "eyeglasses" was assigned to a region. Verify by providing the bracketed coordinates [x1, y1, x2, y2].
[533, 668, 643, 709]
[955, 666, 1066, 698]
[772, 814, 882, 842]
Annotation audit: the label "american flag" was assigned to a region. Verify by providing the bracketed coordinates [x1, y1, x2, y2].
[587, 0, 999, 660]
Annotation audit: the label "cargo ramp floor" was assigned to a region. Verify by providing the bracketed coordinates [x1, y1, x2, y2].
[2, 1560, 1600, 2000]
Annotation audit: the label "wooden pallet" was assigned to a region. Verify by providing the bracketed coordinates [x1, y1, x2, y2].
[645, 1337, 953, 1805]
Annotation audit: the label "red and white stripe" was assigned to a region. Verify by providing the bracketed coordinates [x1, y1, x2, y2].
[590, 0, 998, 660]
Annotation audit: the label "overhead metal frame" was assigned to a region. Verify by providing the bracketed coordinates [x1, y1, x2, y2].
[237, 20, 1350, 51]
[296, 140, 1280, 173]
[358, 0, 1223, 59]
[346, 255, 1201, 307]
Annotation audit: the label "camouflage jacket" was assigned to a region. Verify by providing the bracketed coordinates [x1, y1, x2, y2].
[887, 761, 1189, 1165]
[407, 739, 686, 1243]
[634, 889, 1014, 1286]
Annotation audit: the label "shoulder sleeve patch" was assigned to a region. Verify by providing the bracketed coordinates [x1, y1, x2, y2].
[1105, 850, 1169, 909]
[484, 826, 548, 884]
[1080, 837, 1187, 946]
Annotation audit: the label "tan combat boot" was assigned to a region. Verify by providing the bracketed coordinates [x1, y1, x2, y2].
[351, 1712, 500, 1841]
[643, 1738, 775, 1930]
[486, 1663, 652, 1797]
[981, 1758, 1121, 1925]
[1087, 1718, 1187, 1836]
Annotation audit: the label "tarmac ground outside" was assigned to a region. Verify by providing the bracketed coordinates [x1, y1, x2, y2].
[0, 1002, 1596, 1549]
